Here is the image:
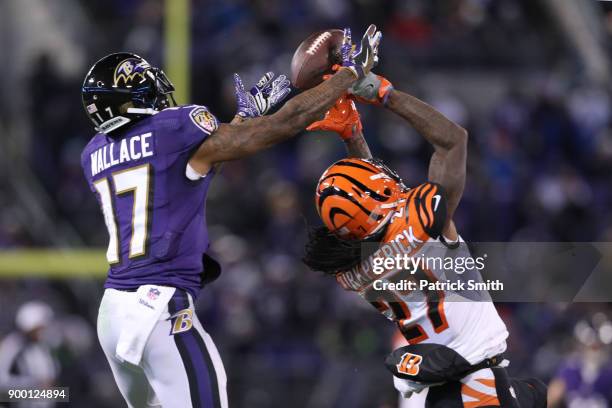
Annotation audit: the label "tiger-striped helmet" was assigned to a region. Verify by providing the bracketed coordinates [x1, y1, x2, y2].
[315, 158, 404, 240]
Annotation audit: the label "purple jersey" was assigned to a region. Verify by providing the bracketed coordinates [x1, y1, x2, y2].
[81, 105, 219, 298]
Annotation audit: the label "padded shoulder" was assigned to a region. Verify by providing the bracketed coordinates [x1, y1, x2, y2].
[153, 105, 219, 154]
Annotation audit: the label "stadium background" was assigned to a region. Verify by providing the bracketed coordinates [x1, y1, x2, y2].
[1, 0, 612, 406]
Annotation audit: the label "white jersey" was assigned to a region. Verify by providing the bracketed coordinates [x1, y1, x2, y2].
[336, 183, 508, 365]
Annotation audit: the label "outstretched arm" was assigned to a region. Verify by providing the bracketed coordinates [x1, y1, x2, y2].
[190, 24, 382, 175]
[384, 89, 468, 225]
[189, 69, 357, 174]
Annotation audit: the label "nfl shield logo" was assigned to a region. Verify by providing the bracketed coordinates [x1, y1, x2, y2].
[148, 288, 161, 300]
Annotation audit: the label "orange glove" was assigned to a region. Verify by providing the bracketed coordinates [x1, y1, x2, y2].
[307, 94, 363, 140]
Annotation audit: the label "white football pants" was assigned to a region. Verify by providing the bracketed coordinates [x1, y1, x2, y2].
[97, 288, 228, 408]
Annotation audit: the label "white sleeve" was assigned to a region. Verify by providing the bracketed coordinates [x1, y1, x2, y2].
[185, 163, 206, 180]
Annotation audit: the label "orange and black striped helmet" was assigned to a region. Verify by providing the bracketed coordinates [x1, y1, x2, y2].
[315, 158, 404, 240]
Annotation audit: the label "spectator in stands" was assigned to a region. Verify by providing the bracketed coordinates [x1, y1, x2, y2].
[0, 301, 58, 408]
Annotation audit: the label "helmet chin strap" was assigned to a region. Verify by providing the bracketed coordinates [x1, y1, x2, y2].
[126, 107, 158, 115]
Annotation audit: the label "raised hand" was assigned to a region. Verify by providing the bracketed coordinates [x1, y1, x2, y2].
[341, 24, 382, 79]
[349, 72, 394, 105]
[234, 72, 292, 119]
[307, 94, 362, 140]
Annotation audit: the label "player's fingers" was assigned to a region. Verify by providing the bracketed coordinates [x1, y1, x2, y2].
[359, 33, 369, 56]
[233, 73, 245, 92]
[307, 121, 324, 131]
[257, 72, 274, 88]
[273, 75, 290, 89]
[272, 82, 291, 103]
[371, 31, 382, 51]
[273, 88, 291, 104]
[371, 32, 381, 65]
[256, 72, 274, 88]
[342, 28, 352, 46]
[331, 64, 341, 72]
[364, 24, 377, 40]
[312, 124, 335, 132]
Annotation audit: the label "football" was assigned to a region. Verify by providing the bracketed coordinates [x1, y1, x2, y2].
[290, 29, 344, 90]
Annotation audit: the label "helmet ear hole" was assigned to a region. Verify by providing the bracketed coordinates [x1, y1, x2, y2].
[384, 187, 392, 196]
[119, 102, 133, 115]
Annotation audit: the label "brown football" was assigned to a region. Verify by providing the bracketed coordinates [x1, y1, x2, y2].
[290, 29, 344, 90]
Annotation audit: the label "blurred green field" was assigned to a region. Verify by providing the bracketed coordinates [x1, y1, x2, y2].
[0, 249, 107, 277]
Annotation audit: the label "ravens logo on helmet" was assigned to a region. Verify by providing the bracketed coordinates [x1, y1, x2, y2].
[81, 52, 176, 135]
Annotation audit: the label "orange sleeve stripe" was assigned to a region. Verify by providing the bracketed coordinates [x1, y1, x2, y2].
[422, 184, 438, 225]
[412, 183, 428, 197]
[475, 379, 496, 388]
[461, 383, 500, 407]
[417, 205, 430, 228]
[413, 183, 436, 229]
[404, 188, 417, 204]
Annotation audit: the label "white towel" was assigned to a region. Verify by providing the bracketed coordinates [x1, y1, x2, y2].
[115, 285, 176, 365]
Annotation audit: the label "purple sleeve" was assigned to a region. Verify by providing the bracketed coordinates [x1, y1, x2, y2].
[158, 105, 219, 155]
[80, 145, 96, 193]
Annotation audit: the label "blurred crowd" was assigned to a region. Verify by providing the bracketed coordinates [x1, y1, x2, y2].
[1, 0, 612, 406]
